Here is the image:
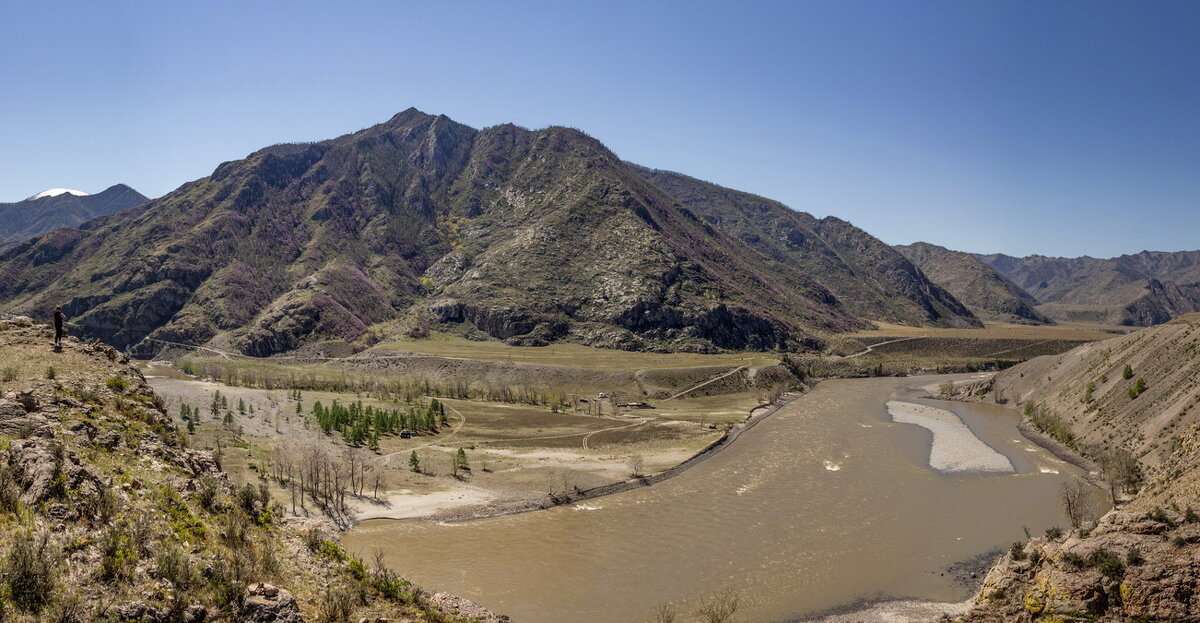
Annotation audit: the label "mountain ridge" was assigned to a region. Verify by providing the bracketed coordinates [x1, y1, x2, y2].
[896, 241, 1052, 325]
[0, 109, 981, 356]
[978, 250, 1200, 325]
[0, 184, 147, 250]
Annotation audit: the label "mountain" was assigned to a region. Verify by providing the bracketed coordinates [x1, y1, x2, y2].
[977, 250, 1200, 325]
[953, 314, 1200, 622]
[631, 166, 981, 329]
[0, 184, 148, 250]
[895, 242, 1051, 325]
[1, 109, 909, 356]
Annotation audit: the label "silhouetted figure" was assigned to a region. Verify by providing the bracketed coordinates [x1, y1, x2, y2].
[53, 306, 66, 348]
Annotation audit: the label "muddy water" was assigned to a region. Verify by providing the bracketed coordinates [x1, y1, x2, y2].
[344, 376, 1100, 622]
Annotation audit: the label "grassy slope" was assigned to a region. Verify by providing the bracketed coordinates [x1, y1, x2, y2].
[0, 316, 491, 622]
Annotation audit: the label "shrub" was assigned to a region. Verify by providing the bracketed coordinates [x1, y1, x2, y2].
[1009, 541, 1027, 561]
[1123, 364, 1133, 380]
[155, 546, 196, 590]
[1126, 546, 1144, 566]
[1, 530, 57, 613]
[1148, 507, 1175, 527]
[195, 475, 221, 513]
[317, 583, 359, 623]
[44, 366, 56, 380]
[1086, 548, 1125, 579]
[303, 528, 327, 554]
[1044, 526, 1063, 540]
[98, 527, 134, 582]
[0, 366, 18, 382]
[105, 376, 129, 392]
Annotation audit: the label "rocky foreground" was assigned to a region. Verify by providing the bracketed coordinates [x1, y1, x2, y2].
[0, 315, 504, 622]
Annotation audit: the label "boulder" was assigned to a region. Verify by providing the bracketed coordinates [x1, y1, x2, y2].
[240, 583, 304, 623]
[0, 400, 52, 437]
[5, 438, 101, 506]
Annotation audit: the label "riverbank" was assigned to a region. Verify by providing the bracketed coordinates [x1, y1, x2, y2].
[352, 389, 807, 524]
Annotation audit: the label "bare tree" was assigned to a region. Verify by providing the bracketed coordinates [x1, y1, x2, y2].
[693, 588, 741, 623]
[1061, 479, 1097, 529]
[628, 454, 645, 478]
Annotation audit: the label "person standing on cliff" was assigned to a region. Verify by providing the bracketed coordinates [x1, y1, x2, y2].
[53, 306, 66, 348]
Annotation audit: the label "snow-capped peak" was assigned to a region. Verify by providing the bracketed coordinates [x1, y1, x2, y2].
[26, 188, 90, 201]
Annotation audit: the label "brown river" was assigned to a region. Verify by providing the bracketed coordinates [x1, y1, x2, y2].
[343, 376, 1100, 622]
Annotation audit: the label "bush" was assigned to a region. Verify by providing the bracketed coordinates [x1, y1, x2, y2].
[303, 528, 327, 554]
[1126, 546, 1144, 566]
[1044, 526, 1063, 540]
[195, 475, 221, 513]
[1009, 541, 1026, 561]
[105, 376, 129, 392]
[1086, 548, 1125, 579]
[155, 546, 196, 590]
[0, 366, 18, 382]
[1148, 507, 1175, 527]
[44, 366, 56, 380]
[98, 527, 134, 582]
[1123, 364, 1133, 380]
[2, 530, 58, 613]
[317, 583, 359, 623]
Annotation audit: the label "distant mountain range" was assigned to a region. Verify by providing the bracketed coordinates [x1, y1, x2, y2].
[0, 184, 147, 250]
[894, 242, 1051, 325]
[976, 251, 1200, 325]
[0, 109, 982, 356]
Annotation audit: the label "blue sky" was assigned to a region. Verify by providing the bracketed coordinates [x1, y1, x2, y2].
[1, 1, 1197, 258]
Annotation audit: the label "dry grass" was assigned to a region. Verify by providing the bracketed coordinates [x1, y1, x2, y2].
[371, 333, 778, 369]
[847, 320, 1129, 341]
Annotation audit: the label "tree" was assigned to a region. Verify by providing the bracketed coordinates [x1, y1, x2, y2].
[449, 454, 460, 478]
[408, 451, 421, 473]
[628, 454, 645, 478]
[1083, 381, 1095, 404]
[455, 448, 469, 472]
[1123, 364, 1134, 380]
[238, 398, 246, 414]
[1061, 479, 1097, 529]
[186, 417, 196, 434]
[1128, 377, 1147, 399]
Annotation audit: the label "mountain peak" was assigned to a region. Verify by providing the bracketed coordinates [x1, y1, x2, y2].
[26, 188, 89, 201]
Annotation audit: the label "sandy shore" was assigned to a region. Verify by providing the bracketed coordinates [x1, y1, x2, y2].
[794, 597, 972, 622]
[351, 487, 497, 521]
[887, 400, 1014, 473]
